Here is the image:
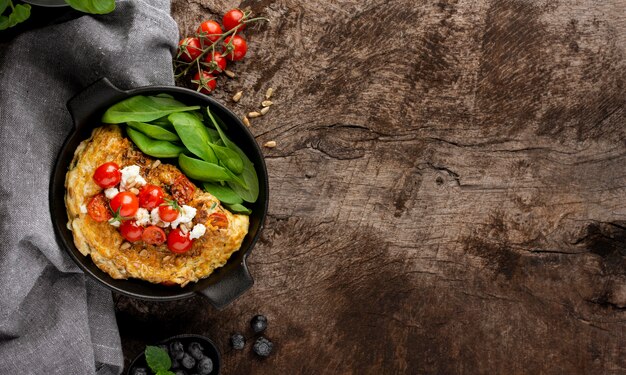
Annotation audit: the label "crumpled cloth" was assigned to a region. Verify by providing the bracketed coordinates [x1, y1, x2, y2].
[0, 0, 178, 373]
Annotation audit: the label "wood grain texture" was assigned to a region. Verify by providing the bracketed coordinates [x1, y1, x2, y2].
[117, 0, 626, 373]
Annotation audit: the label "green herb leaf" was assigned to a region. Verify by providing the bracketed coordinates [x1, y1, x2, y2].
[127, 121, 180, 142]
[102, 95, 200, 124]
[202, 182, 243, 205]
[7, 4, 30, 28]
[169, 112, 217, 164]
[145, 346, 171, 373]
[208, 142, 243, 174]
[0, 16, 9, 31]
[225, 203, 252, 215]
[178, 154, 232, 182]
[126, 128, 185, 158]
[64, 0, 114, 14]
[0, 0, 9, 15]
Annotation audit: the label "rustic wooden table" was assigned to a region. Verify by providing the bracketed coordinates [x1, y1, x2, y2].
[117, 0, 626, 373]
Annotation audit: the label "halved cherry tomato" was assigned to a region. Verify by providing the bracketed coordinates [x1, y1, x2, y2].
[208, 212, 229, 229]
[192, 70, 217, 94]
[223, 35, 248, 61]
[142, 225, 166, 245]
[197, 20, 223, 43]
[203, 51, 227, 75]
[93, 162, 121, 188]
[171, 175, 195, 205]
[138, 184, 164, 210]
[178, 37, 203, 62]
[110, 191, 139, 218]
[222, 9, 246, 31]
[87, 194, 112, 222]
[159, 203, 180, 222]
[167, 228, 193, 254]
[119, 220, 143, 242]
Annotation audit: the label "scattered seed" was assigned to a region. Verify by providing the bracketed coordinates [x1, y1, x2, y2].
[243, 116, 251, 127]
[130, 188, 140, 195]
[139, 249, 148, 257]
[120, 242, 131, 250]
[265, 87, 274, 100]
[248, 111, 262, 118]
[151, 160, 161, 169]
[232, 91, 243, 102]
[261, 100, 273, 107]
[264, 140, 277, 148]
[224, 69, 236, 78]
[163, 256, 172, 262]
[180, 224, 189, 235]
[260, 106, 270, 115]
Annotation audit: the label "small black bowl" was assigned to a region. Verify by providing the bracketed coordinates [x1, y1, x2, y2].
[127, 334, 221, 375]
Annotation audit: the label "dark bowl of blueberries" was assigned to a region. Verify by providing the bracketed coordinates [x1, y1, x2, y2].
[128, 334, 220, 375]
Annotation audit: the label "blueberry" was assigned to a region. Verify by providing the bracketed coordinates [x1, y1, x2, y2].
[170, 341, 185, 360]
[230, 333, 245, 350]
[196, 357, 214, 375]
[188, 341, 205, 360]
[132, 368, 148, 375]
[250, 315, 268, 333]
[181, 353, 196, 369]
[253, 336, 273, 357]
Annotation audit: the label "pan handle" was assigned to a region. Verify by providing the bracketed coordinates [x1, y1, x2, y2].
[66, 78, 126, 128]
[197, 261, 254, 309]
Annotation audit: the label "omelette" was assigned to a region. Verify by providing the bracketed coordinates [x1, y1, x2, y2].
[65, 125, 249, 286]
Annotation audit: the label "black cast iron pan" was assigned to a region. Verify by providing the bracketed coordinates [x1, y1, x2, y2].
[50, 78, 269, 308]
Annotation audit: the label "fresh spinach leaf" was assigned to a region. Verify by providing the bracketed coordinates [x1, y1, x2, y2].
[225, 203, 252, 215]
[202, 182, 243, 205]
[64, 0, 114, 14]
[126, 128, 185, 158]
[208, 142, 243, 174]
[127, 121, 180, 142]
[102, 95, 200, 124]
[145, 346, 171, 373]
[169, 112, 217, 164]
[178, 154, 232, 182]
[6, 3, 29, 28]
[0, 0, 9, 15]
[0, 16, 9, 30]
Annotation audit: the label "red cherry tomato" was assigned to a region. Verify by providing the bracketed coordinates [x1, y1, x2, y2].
[171, 175, 195, 205]
[178, 37, 203, 62]
[208, 212, 229, 229]
[159, 203, 180, 222]
[138, 184, 164, 210]
[119, 220, 143, 242]
[109, 191, 139, 218]
[222, 9, 246, 31]
[192, 70, 217, 94]
[93, 162, 121, 188]
[87, 194, 112, 222]
[167, 228, 193, 254]
[203, 51, 227, 75]
[223, 35, 248, 61]
[142, 225, 166, 245]
[197, 20, 223, 43]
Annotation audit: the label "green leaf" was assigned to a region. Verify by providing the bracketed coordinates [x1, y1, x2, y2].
[145, 346, 171, 373]
[169, 112, 217, 164]
[102, 95, 200, 124]
[225, 203, 252, 215]
[0, 0, 9, 15]
[64, 0, 114, 14]
[0, 16, 9, 30]
[178, 154, 232, 182]
[126, 128, 185, 158]
[202, 182, 243, 205]
[208, 142, 243, 174]
[127, 121, 180, 142]
[7, 4, 30, 27]
[206, 128, 220, 143]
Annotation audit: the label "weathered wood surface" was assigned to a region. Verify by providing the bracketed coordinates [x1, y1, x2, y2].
[117, 0, 626, 373]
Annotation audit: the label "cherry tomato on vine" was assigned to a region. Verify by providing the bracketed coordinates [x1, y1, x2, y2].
[93, 162, 121, 188]
[197, 20, 223, 43]
[142, 225, 166, 245]
[223, 35, 248, 61]
[109, 191, 139, 218]
[119, 220, 143, 242]
[178, 37, 203, 62]
[222, 9, 246, 31]
[159, 203, 180, 222]
[87, 194, 112, 222]
[138, 184, 164, 210]
[167, 228, 193, 254]
[203, 51, 227, 74]
[192, 70, 217, 94]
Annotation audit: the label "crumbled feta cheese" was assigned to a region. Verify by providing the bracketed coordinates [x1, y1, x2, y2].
[189, 224, 206, 240]
[108, 218, 121, 228]
[150, 207, 164, 226]
[170, 205, 197, 228]
[80, 204, 87, 214]
[134, 208, 150, 226]
[119, 165, 146, 191]
[104, 187, 119, 200]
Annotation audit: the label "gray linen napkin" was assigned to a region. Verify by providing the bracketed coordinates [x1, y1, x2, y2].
[0, 1, 178, 373]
